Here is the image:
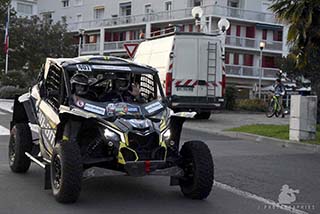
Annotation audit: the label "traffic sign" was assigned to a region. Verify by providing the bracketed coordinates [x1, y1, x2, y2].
[123, 43, 139, 58]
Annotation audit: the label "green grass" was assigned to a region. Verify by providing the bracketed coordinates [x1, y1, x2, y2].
[227, 124, 320, 145]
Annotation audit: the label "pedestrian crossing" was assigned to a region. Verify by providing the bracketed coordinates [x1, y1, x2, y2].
[0, 100, 13, 136]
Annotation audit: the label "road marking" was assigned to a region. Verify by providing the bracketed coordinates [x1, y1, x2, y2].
[214, 181, 309, 214]
[0, 101, 13, 113]
[0, 125, 10, 136]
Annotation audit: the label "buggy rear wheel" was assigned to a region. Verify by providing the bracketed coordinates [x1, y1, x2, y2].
[179, 141, 214, 199]
[51, 140, 83, 203]
[8, 123, 33, 173]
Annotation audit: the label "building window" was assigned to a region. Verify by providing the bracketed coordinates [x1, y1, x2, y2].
[228, 0, 240, 7]
[145, 4, 152, 14]
[194, 0, 202, 6]
[262, 29, 267, 40]
[42, 12, 53, 23]
[62, 0, 69, 8]
[74, 0, 83, 6]
[76, 14, 82, 22]
[94, 7, 105, 19]
[233, 53, 239, 65]
[165, 1, 172, 11]
[17, 3, 33, 15]
[120, 2, 132, 16]
[273, 30, 283, 41]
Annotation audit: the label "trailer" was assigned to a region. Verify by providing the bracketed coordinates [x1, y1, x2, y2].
[134, 31, 226, 119]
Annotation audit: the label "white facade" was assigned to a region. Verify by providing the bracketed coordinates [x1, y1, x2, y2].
[11, 0, 38, 17]
[37, 0, 285, 97]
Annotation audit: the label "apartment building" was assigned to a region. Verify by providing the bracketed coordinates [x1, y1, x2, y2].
[37, 0, 286, 98]
[11, 0, 38, 17]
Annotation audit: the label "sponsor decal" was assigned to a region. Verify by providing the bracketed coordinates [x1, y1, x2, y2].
[76, 99, 85, 108]
[145, 101, 163, 113]
[84, 103, 106, 115]
[91, 65, 131, 71]
[38, 110, 56, 146]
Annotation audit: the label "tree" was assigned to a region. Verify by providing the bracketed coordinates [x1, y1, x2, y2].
[0, 11, 76, 76]
[270, 0, 320, 122]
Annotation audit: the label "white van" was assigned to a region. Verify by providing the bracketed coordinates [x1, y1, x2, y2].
[134, 31, 226, 119]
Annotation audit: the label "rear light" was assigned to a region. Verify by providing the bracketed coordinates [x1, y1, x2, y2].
[222, 74, 226, 97]
[165, 72, 172, 96]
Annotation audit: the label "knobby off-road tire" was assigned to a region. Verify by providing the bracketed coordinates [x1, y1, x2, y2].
[179, 141, 214, 200]
[9, 123, 33, 173]
[51, 140, 83, 203]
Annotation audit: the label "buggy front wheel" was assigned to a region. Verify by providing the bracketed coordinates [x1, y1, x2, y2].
[179, 141, 214, 200]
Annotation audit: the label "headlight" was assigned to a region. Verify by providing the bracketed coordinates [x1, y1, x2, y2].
[162, 129, 171, 141]
[104, 128, 120, 141]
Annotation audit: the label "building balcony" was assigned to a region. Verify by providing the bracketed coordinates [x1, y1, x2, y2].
[225, 35, 283, 52]
[104, 39, 143, 53]
[226, 64, 279, 79]
[80, 40, 144, 54]
[82, 43, 100, 53]
[67, 4, 279, 32]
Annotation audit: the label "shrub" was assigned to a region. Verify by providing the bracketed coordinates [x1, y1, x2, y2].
[236, 99, 267, 112]
[0, 86, 27, 99]
[0, 70, 37, 89]
[224, 86, 237, 110]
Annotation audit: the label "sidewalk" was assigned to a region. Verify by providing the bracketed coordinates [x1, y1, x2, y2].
[184, 112, 289, 133]
[184, 112, 320, 152]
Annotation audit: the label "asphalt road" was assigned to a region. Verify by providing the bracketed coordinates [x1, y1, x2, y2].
[0, 106, 319, 214]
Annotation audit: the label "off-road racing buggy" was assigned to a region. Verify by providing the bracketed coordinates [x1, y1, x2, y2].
[8, 56, 214, 203]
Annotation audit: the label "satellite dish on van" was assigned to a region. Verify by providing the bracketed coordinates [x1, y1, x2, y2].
[191, 7, 204, 19]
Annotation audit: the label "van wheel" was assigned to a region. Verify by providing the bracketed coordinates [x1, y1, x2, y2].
[195, 112, 211, 120]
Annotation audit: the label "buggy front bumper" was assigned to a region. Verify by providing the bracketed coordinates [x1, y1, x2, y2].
[83, 161, 184, 178]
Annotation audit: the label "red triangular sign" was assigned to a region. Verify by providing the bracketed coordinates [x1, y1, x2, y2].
[123, 43, 139, 58]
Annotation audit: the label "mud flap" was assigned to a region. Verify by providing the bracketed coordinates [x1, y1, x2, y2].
[44, 164, 51, 190]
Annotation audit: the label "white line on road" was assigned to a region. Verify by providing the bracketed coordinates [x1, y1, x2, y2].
[214, 181, 308, 214]
[0, 101, 13, 113]
[0, 125, 10, 136]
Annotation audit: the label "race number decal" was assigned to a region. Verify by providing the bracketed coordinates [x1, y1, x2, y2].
[76, 64, 92, 72]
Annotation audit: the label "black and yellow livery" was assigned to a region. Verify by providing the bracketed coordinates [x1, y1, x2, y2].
[8, 56, 214, 203]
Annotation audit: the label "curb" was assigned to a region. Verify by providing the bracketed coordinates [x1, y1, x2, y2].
[183, 124, 320, 152]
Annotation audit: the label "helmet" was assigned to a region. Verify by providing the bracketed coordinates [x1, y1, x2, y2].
[114, 73, 130, 92]
[71, 73, 89, 95]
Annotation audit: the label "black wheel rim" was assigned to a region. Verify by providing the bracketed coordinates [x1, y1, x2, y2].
[8, 127, 17, 165]
[52, 154, 62, 190]
[181, 158, 195, 186]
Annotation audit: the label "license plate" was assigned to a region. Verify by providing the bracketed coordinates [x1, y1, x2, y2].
[176, 87, 194, 92]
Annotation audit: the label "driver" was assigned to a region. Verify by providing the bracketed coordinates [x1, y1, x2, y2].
[70, 73, 89, 97]
[103, 73, 140, 102]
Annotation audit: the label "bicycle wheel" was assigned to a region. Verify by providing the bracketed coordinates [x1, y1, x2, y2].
[266, 98, 276, 118]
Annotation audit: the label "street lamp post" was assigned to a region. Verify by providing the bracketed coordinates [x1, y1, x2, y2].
[78, 28, 85, 57]
[258, 41, 265, 99]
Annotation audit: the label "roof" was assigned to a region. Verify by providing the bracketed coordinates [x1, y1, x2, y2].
[44, 56, 157, 77]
